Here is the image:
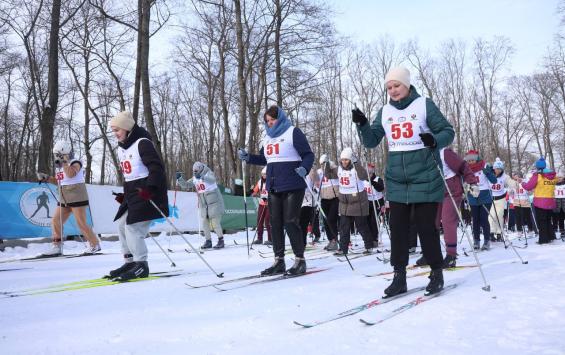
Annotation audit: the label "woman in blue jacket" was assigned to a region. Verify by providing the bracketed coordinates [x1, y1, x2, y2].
[239, 106, 314, 276]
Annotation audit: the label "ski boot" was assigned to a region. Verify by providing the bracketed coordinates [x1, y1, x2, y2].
[481, 240, 491, 251]
[201, 239, 213, 249]
[324, 239, 338, 251]
[333, 249, 345, 256]
[473, 240, 481, 250]
[81, 243, 101, 255]
[252, 238, 263, 245]
[425, 269, 444, 295]
[415, 255, 428, 267]
[104, 261, 136, 279]
[213, 238, 225, 249]
[115, 261, 149, 281]
[41, 243, 62, 257]
[263, 240, 272, 246]
[260, 257, 286, 276]
[286, 257, 306, 276]
[363, 249, 373, 255]
[384, 268, 407, 298]
[442, 254, 457, 269]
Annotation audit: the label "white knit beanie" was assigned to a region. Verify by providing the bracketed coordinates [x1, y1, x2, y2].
[493, 157, 504, 170]
[385, 66, 411, 88]
[110, 111, 135, 131]
[340, 147, 353, 160]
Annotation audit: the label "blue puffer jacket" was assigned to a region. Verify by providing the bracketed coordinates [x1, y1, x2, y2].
[248, 107, 314, 193]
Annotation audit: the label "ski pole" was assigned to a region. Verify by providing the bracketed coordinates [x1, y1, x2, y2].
[419, 128, 491, 292]
[250, 201, 267, 249]
[146, 233, 177, 267]
[142, 191, 224, 278]
[241, 158, 250, 256]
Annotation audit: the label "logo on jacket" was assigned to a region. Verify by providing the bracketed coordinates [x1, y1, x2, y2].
[411, 114, 417, 120]
[387, 117, 394, 123]
[398, 116, 406, 122]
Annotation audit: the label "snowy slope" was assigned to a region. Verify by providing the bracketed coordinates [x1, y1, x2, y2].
[1, 230, 565, 355]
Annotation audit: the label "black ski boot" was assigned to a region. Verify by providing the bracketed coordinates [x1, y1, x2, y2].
[213, 238, 225, 249]
[415, 255, 428, 267]
[286, 257, 306, 275]
[115, 261, 149, 281]
[425, 269, 444, 295]
[260, 257, 286, 276]
[104, 261, 135, 279]
[384, 268, 407, 298]
[201, 239, 212, 249]
[442, 254, 457, 269]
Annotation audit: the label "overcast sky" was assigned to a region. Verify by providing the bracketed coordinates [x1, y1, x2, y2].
[328, 0, 561, 75]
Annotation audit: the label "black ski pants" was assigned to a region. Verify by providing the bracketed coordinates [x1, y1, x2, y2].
[389, 202, 442, 270]
[269, 189, 305, 258]
[320, 198, 339, 241]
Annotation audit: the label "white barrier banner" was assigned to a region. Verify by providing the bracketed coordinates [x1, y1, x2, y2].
[86, 185, 199, 234]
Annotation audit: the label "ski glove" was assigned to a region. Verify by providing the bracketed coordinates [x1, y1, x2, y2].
[238, 148, 250, 162]
[295, 166, 307, 178]
[483, 164, 494, 176]
[469, 184, 480, 198]
[113, 192, 124, 204]
[36, 172, 49, 183]
[419, 132, 437, 148]
[175, 171, 184, 180]
[351, 108, 368, 126]
[137, 187, 155, 201]
[319, 154, 329, 164]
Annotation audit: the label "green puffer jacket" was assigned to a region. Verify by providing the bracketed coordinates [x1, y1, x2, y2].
[357, 87, 454, 204]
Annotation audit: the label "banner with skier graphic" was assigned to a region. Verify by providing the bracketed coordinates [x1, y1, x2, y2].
[0, 182, 87, 239]
[0, 182, 258, 239]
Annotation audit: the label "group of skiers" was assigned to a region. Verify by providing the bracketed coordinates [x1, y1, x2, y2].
[37, 66, 565, 295]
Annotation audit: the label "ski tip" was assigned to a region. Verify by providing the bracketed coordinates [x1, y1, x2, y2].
[359, 319, 375, 326]
[293, 321, 312, 328]
[212, 285, 227, 292]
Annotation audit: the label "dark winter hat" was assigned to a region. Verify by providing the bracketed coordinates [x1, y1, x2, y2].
[193, 161, 205, 176]
[464, 150, 480, 161]
[535, 157, 546, 170]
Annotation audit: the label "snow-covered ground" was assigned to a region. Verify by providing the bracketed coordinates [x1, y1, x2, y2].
[1, 230, 565, 355]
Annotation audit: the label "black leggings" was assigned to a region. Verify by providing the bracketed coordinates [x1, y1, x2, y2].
[299, 206, 320, 245]
[389, 202, 442, 270]
[269, 189, 305, 258]
[320, 198, 339, 240]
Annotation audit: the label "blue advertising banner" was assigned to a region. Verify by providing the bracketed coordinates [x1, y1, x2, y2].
[0, 182, 89, 240]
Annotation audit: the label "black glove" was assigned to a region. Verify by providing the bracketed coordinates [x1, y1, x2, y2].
[351, 108, 368, 126]
[419, 132, 437, 148]
[112, 192, 125, 204]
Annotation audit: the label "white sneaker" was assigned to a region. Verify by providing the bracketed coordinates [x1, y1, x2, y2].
[82, 244, 102, 255]
[42, 243, 62, 256]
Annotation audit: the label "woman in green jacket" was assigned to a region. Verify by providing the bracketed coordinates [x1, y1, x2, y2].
[353, 66, 455, 297]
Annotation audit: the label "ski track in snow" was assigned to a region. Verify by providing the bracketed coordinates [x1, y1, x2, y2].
[1, 232, 565, 354]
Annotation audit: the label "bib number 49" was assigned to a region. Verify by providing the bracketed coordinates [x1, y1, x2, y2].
[391, 122, 413, 139]
[120, 161, 132, 174]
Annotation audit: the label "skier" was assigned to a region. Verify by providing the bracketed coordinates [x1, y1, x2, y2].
[318, 154, 340, 251]
[238, 105, 314, 276]
[251, 167, 272, 245]
[177, 162, 225, 249]
[353, 66, 455, 296]
[106, 111, 169, 280]
[518, 157, 557, 244]
[552, 169, 565, 238]
[463, 150, 497, 250]
[328, 147, 373, 255]
[37, 140, 101, 256]
[299, 168, 321, 246]
[511, 172, 534, 236]
[488, 158, 518, 242]
[365, 163, 385, 248]
[435, 147, 478, 268]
